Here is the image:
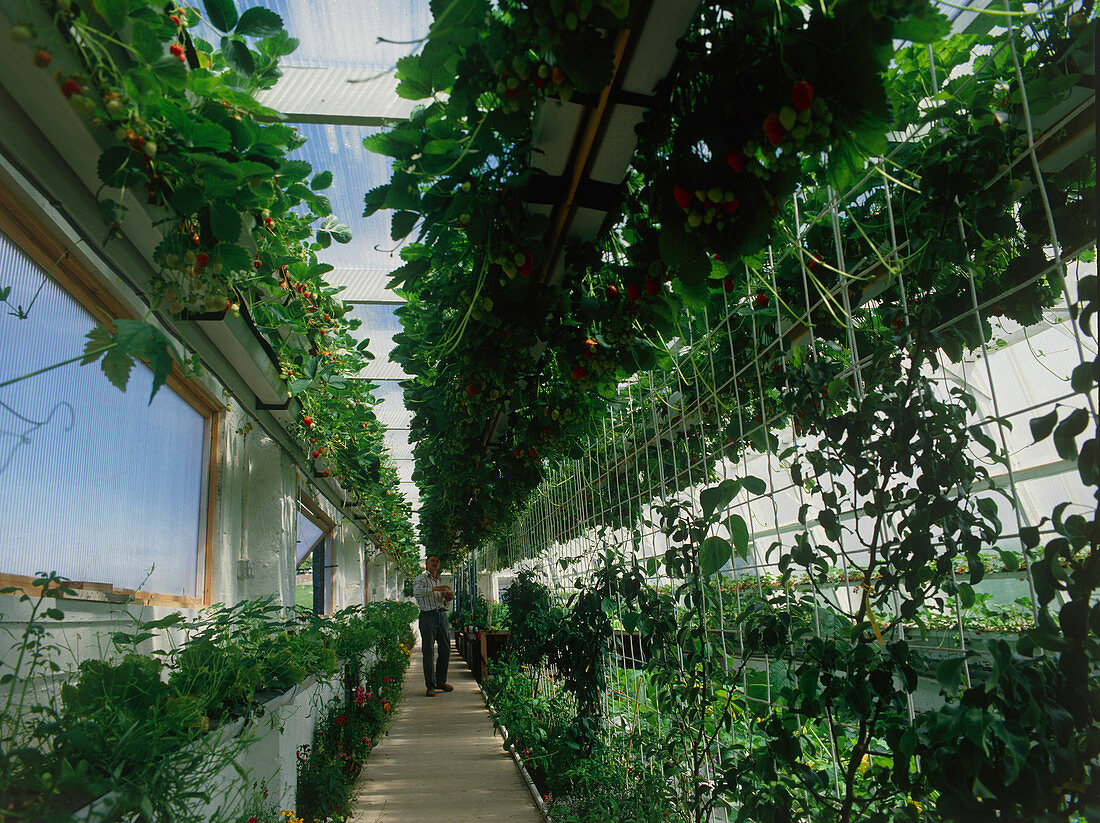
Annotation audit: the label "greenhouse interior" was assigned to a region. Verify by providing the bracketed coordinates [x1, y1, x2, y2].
[0, 0, 1097, 820]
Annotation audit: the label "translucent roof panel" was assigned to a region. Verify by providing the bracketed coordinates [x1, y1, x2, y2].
[345, 303, 404, 380]
[289, 123, 405, 295]
[259, 0, 432, 70]
[372, 381, 413, 430]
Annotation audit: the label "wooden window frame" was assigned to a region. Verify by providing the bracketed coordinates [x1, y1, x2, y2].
[298, 495, 336, 615]
[0, 178, 221, 610]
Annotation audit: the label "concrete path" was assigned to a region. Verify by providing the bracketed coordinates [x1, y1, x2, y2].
[348, 637, 541, 823]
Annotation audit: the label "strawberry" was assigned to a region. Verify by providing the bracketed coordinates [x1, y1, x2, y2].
[778, 106, 797, 131]
[170, 14, 181, 27]
[754, 292, 769, 309]
[32, 50, 51, 68]
[626, 283, 642, 302]
[195, 252, 209, 269]
[644, 277, 660, 297]
[169, 43, 185, 63]
[10, 25, 32, 43]
[672, 185, 692, 210]
[763, 113, 785, 146]
[513, 448, 523, 459]
[753, 413, 763, 423]
[60, 79, 81, 99]
[312, 450, 321, 458]
[320, 469, 329, 477]
[605, 284, 619, 300]
[302, 416, 314, 428]
[726, 150, 746, 172]
[517, 251, 532, 277]
[584, 338, 598, 356]
[466, 383, 480, 396]
[571, 365, 587, 381]
[790, 80, 814, 112]
[722, 276, 735, 294]
[723, 196, 740, 214]
[528, 446, 538, 458]
[253, 258, 263, 270]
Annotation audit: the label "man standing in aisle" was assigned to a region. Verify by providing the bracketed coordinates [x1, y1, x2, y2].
[413, 554, 453, 697]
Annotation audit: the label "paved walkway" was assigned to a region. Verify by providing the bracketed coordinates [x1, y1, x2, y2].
[348, 636, 541, 823]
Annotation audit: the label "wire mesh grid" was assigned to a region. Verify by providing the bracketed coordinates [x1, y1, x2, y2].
[464, 2, 1095, 817]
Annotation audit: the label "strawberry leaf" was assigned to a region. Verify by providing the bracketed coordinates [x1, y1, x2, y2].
[391, 210, 418, 241]
[221, 36, 255, 76]
[234, 7, 283, 38]
[204, 0, 238, 33]
[92, 0, 128, 29]
[209, 202, 242, 242]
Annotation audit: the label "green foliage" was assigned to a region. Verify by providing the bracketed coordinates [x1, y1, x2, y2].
[501, 571, 555, 666]
[485, 658, 670, 822]
[0, 582, 414, 822]
[3, 0, 417, 566]
[296, 606, 414, 823]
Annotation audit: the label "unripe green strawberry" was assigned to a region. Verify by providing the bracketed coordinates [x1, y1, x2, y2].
[10, 25, 32, 43]
[778, 106, 797, 130]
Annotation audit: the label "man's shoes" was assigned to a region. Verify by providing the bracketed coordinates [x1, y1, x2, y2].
[426, 688, 436, 697]
[440, 683, 454, 692]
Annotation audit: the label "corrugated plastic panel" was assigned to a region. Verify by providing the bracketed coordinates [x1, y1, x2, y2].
[257, 66, 417, 124]
[288, 123, 401, 275]
[254, 0, 431, 70]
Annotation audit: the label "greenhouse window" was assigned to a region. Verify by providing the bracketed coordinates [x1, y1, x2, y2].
[0, 226, 214, 602]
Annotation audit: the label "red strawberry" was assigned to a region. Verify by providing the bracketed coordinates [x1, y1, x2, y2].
[722, 276, 735, 294]
[320, 469, 329, 477]
[626, 283, 642, 302]
[606, 284, 619, 300]
[466, 383, 480, 396]
[644, 278, 660, 297]
[672, 185, 692, 210]
[33, 50, 51, 68]
[528, 446, 538, 458]
[517, 252, 532, 277]
[513, 448, 523, 459]
[790, 80, 814, 112]
[302, 416, 314, 428]
[170, 14, 181, 26]
[754, 292, 769, 309]
[584, 338, 597, 356]
[312, 450, 321, 458]
[61, 79, 81, 99]
[726, 150, 746, 172]
[763, 113, 785, 146]
[723, 197, 740, 214]
[169, 43, 185, 63]
[253, 259, 263, 270]
[195, 252, 209, 269]
[571, 365, 587, 381]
